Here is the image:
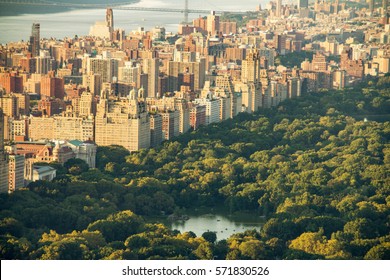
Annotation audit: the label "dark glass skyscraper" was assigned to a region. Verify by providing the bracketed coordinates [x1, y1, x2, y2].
[29, 23, 40, 57]
[298, 0, 309, 9]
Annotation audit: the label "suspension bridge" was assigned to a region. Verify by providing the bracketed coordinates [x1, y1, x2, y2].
[0, 0, 247, 22]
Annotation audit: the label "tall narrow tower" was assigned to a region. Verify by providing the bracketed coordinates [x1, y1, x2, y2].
[383, 0, 388, 15]
[29, 23, 40, 57]
[276, 0, 282, 18]
[298, 0, 308, 9]
[106, 8, 114, 29]
[241, 49, 261, 84]
[369, 0, 374, 15]
[184, 0, 189, 24]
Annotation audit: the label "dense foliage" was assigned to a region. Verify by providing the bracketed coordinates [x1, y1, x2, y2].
[1, 77, 389, 260]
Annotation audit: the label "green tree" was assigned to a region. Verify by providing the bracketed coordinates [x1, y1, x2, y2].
[64, 158, 89, 175]
[202, 232, 217, 244]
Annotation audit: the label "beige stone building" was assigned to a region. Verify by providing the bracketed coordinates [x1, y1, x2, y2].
[234, 82, 262, 113]
[28, 114, 94, 141]
[29, 116, 55, 140]
[53, 115, 94, 141]
[83, 72, 102, 95]
[95, 89, 150, 151]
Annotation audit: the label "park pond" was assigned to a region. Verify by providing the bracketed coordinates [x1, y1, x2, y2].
[149, 209, 265, 240]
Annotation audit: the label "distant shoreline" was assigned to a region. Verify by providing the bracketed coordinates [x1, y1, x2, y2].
[0, 0, 140, 16]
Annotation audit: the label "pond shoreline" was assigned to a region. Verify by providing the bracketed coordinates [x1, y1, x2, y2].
[145, 207, 266, 240]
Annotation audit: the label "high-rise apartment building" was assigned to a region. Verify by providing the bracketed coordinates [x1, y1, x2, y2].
[79, 90, 96, 117]
[143, 58, 159, 98]
[259, 48, 275, 68]
[168, 58, 206, 92]
[298, 0, 308, 9]
[274, 34, 287, 54]
[95, 89, 151, 151]
[312, 53, 328, 72]
[40, 75, 65, 99]
[161, 110, 180, 140]
[88, 57, 119, 83]
[195, 92, 220, 125]
[28, 113, 95, 142]
[276, 0, 282, 18]
[207, 11, 220, 36]
[8, 154, 25, 193]
[118, 62, 139, 85]
[13, 93, 30, 116]
[242, 49, 261, 84]
[10, 117, 29, 141]
[369, 0, 374, 14]
[215, 75, 242, 118]
[0, 93, 18, 117]
[28, 116, 55, 140]
[193, 16, 207, 35]
[0, 109, 8, 193]
[175, 99, 190, 134]
[53, 115, 95, 141]
[189, 104, 206, 130]
[150, 114, 163, 147]
[83, 72, 102, 95]
[0, 72, 23, 94]
[234, 82, 262, 113]
[36, 51, 55, 74]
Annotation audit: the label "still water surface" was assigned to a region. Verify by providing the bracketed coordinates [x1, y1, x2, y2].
[155, 209, 265, 240]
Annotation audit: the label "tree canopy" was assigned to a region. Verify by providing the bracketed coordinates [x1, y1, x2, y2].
[1, 77, 389, 259]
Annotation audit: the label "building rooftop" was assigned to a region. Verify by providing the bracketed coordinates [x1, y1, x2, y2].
[68, 140, 83, 147]
[33, 165, 56, 172]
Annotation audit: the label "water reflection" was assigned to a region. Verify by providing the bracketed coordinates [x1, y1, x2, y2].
[168, 212, 264, 240]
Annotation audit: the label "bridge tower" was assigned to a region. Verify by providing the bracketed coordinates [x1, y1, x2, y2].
[184, 0, 189, 23]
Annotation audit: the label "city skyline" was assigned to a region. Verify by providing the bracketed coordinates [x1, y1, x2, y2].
[0, 0, 265, 44]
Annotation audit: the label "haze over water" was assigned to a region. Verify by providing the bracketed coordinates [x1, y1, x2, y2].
[0, 0, 267, 44]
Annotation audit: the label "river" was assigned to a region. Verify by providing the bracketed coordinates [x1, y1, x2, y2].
[0, 0, 267, 44]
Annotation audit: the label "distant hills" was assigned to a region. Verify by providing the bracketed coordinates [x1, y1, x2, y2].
[0, 0, 139, 16]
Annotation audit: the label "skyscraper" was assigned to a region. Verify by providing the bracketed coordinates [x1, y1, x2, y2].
[383, 0, 388, 15]
[106, 8, 114, 29]
[29, 23, 40, 57]
[207, 11, 220, 36]
[369, 0, 374, 15]
[241, 49, 261, 84]
[276, 0, 282, 18]
[8, 154, 25, 193]
[0, 109, 8, 193]
[88, 57, 118, 83]
[143, 58, 159, 98]
[298, 0, 309, 9]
